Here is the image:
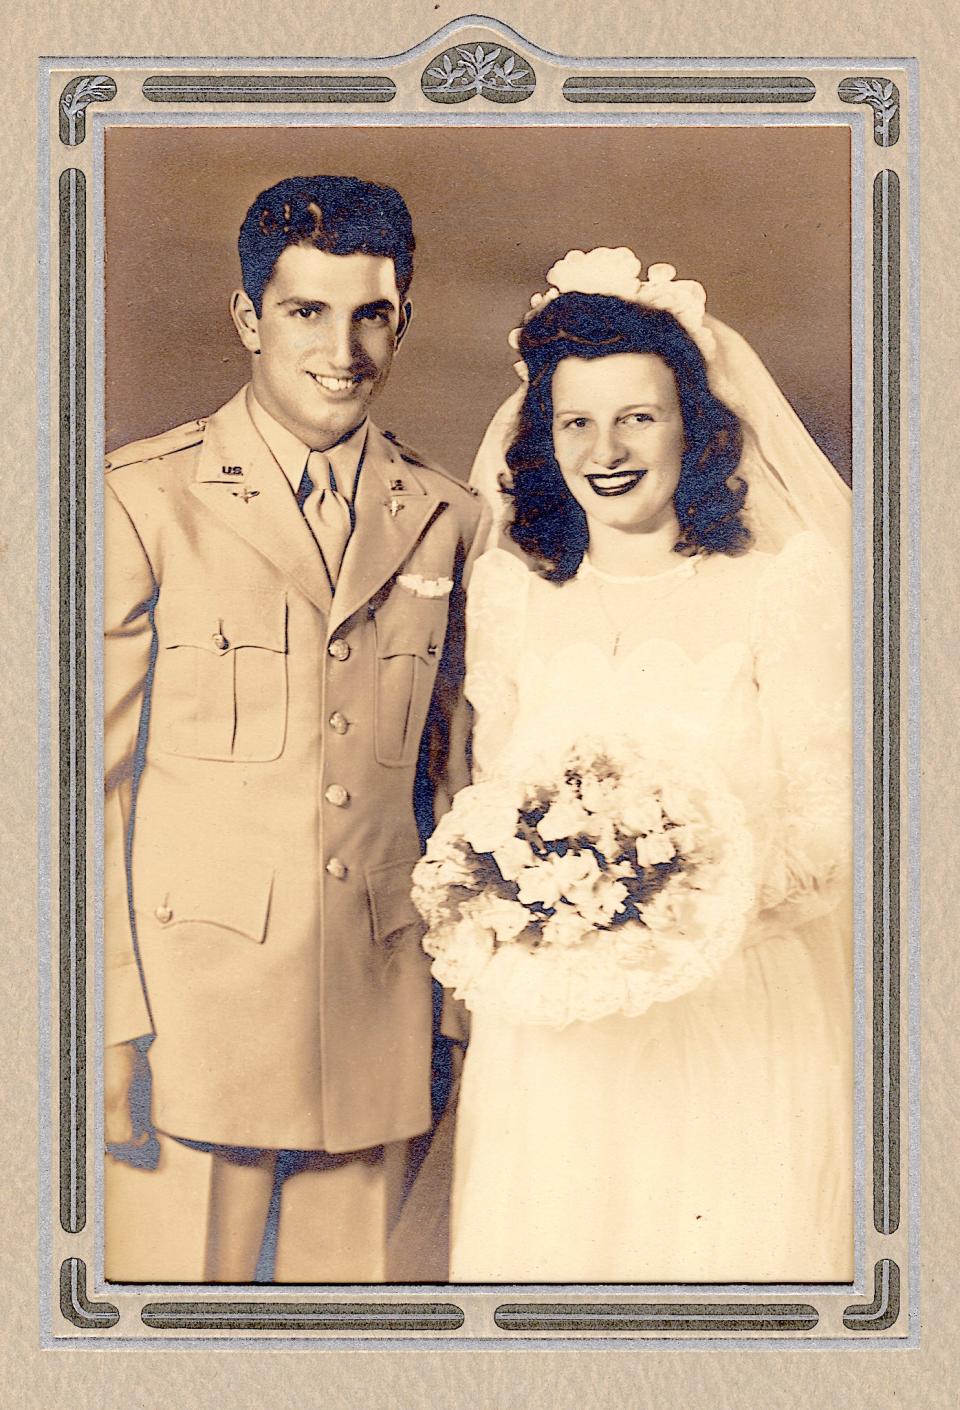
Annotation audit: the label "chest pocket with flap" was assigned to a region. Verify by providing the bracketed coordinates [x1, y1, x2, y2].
[373, 595, 450, 767]
[153, 585, 288, 761]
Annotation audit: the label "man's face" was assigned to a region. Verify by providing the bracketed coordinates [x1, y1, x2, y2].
[231, 244, 409, 449]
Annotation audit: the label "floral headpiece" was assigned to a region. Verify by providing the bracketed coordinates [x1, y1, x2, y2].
[508, 247, 715, 380]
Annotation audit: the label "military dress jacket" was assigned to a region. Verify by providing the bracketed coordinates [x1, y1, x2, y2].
[104, 387, 487, 1153]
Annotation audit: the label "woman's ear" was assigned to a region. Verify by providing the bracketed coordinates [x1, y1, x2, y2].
[230, 288, 261, 355]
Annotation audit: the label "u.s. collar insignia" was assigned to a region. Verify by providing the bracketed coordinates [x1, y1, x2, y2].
[221, 465, 243, 477]
[389, 478, 405, 493]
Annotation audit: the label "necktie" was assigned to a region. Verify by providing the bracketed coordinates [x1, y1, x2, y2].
[298, 449, 353, 587]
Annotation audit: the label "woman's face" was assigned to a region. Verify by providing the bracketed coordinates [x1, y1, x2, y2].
[551, 353, 685, 537]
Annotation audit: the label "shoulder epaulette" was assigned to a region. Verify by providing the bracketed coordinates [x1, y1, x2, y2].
[105, 417, 207, 473]
[383, 429, 473, 495]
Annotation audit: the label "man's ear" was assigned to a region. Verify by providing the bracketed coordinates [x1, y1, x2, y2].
[230, 288, 261, 354]
[395, 300, 413, 350]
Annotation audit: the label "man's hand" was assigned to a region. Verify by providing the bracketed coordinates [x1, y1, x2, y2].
[103, 1041, 143, 1146]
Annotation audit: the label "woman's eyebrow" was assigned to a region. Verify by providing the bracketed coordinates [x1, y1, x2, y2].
[553, 402, 664, 416]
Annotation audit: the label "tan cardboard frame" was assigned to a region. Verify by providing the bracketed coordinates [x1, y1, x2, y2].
[36, 15, 919, 1366]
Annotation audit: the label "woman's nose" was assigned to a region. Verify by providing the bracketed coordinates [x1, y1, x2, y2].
[591, 426, 628, 469]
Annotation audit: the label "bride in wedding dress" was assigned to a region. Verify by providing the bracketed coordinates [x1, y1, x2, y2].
[421, 250, 854, 1285]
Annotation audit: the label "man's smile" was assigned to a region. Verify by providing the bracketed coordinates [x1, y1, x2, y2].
[585, 470, 647, 497]
[307, 371, 363, 395]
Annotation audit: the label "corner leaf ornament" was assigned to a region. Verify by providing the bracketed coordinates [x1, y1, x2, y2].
[508, 248, 715, 380]
[60, 74, 118, 146]
[838, 77, 900, 146]
[422, 44, 535, 104]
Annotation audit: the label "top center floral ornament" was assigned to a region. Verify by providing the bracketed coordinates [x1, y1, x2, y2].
[422, 44, 536, 104]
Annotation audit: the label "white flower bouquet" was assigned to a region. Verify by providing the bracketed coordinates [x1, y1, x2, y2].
[413, 740, 755, 1026]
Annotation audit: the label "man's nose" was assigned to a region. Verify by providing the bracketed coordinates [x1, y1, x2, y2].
[317, 316, 355, 371]
[591, 425, 628, 469]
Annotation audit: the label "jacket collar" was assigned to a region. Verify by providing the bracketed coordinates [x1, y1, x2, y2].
[246, 389, 369, 500]
[328, 425, 443, 636]
[190, 388, 445, 628]
[190, 387, 334, 614]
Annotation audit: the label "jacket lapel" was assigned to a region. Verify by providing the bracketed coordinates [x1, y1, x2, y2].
[187, 389, 333, 615]
[329, 426, 443, 636]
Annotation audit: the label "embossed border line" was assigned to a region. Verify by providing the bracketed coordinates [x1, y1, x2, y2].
[495, 1302, 819, 1333]
[60, 1259, 119, 1329]
[140, 1300, 464, 1331]
[142, 75, 396, 103]
[843, 1259, 901, 1331]
[562, 75, 816, 103]
[873, 169, 901, 1236]
[58, 167, 87, 1236]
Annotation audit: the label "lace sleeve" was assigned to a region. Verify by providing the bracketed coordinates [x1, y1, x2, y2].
[465, 548, 531, 780]
[750, 531, 853, 923]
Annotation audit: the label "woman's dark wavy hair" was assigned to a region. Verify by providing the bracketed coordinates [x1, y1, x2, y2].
[504, 292, 750, 581]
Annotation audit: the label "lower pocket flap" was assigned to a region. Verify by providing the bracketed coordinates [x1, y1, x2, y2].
[137, 861, 275, 943]
[366, 857, 422, 943]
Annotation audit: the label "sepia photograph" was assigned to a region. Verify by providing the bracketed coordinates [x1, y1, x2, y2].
[99, 120, 855, 1289]
[10, 0, 948, 1398]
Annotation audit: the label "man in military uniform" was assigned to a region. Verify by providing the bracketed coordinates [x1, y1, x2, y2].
[103, 175, 487, 1281]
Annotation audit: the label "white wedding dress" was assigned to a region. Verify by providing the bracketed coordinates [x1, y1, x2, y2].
[447, 533, 854, 1284]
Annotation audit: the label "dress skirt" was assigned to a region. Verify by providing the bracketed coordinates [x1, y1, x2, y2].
[449, 915, 853, 1285]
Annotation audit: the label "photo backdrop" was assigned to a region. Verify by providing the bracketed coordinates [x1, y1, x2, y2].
[105, 123, 851, 482]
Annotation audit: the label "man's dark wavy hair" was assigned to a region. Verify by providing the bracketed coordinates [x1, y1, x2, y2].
[238, 175, 415, 315]
[504, 293, 750, 581]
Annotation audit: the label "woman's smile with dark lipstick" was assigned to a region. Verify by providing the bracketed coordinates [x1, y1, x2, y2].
[585, 469, 648, 496]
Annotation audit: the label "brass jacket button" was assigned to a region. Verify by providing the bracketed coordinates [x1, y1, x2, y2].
[324, 784, 350, 807]
[212, 632, 229, 652]
[329, 711, 349, 734]
[325, 857, 348, 880]
[328, 639, 350, 661]
[155, 904, 173, 924]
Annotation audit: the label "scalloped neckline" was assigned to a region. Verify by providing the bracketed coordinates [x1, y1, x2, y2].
[581, 555, 701, 586]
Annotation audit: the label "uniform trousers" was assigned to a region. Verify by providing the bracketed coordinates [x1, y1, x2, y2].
[104, 1131, 408, 1283]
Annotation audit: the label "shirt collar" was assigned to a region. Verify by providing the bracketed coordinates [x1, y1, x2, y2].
[246, 387, 368, 501]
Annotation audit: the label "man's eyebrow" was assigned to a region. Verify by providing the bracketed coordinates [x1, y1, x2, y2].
[353, 298, 396, 317]
[275, 297, 396, 317]
[276, 297, 327, 310]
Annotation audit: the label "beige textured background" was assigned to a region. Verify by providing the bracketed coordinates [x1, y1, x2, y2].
[4, 3, 957, 1407]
